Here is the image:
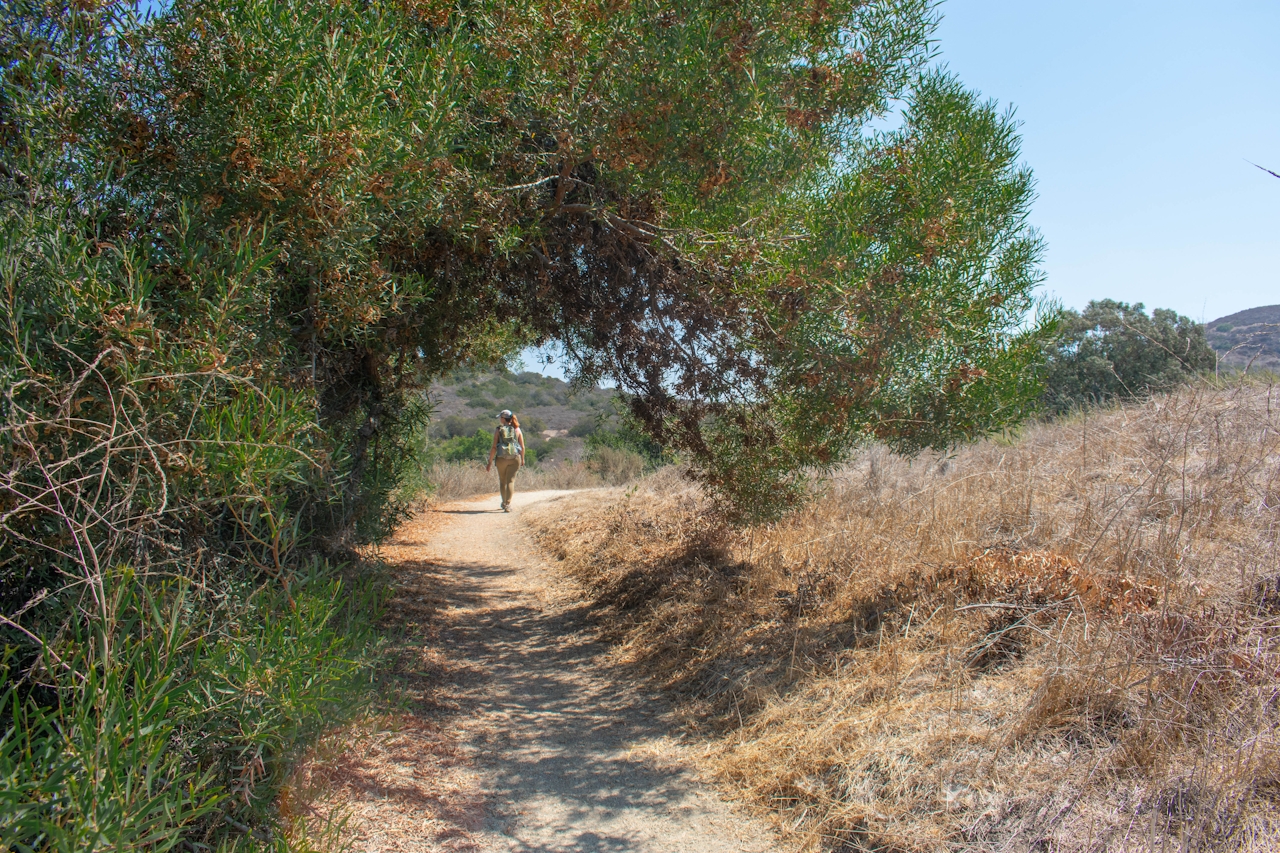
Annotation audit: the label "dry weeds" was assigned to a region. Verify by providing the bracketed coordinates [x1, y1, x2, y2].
[525, 380, 1280, 852]
[425, 460, 603, 502]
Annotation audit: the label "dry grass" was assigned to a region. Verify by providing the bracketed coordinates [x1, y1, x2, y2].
[525, 380, 1280, 852]
[425, 460, 604, 502]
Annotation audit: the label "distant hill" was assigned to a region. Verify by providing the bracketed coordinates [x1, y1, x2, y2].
[427, 368, 619, 466]
[1205, 305, 1280, 371]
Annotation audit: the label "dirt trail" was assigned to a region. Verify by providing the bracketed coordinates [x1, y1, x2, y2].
[326, 489, 781, 853]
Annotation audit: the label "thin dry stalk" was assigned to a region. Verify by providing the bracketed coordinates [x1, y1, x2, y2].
[0, 350, 337, 689]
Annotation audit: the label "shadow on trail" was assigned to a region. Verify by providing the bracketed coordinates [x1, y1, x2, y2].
[418, 551, 720, 852]
[377, 554, 488, 716]
[363, 492, 774, 853]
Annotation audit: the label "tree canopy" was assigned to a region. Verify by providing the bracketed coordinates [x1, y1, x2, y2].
[1041, 300, 1216, 413]
[2, 0, 1048, 525]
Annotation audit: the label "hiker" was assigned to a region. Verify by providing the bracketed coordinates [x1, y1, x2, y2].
[485, 409, 526, 512]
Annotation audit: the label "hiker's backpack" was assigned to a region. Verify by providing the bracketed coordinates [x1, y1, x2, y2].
[496, 424, 520, 458]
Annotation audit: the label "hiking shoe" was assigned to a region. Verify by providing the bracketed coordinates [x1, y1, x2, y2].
[503, 503, 511, 512]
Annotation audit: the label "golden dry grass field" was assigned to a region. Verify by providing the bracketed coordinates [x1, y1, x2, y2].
[525, 380, 1280, 853]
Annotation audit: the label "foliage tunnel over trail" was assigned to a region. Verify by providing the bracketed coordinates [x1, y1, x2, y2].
[1, 1, 1046, 841]
[2, 0, 1047, 526]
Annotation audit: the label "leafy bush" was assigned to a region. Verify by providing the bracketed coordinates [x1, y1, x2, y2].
[569, 417, 600, 438]
[1, 566, 380, 852]
[589, 447, 646, 486]
[1042, 300, 1217, 412]
[586, 414, 673, 471]
[431, 414, 492, 440]
[432, 430, 496, 463]
[0, 4, 391, 845]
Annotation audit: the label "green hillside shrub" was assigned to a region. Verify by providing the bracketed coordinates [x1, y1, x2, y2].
[1042, 300, 1217, 413]
[569, 417, 600, 438]
[0, 567, 380, 851]
[586, 414, 674, 472]
[589, 447, 646, 486]
[438, 368, 614, 417]
[435, 429, 497, 464]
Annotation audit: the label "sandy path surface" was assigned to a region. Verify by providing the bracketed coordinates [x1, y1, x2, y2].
[325, 489, 781, 853]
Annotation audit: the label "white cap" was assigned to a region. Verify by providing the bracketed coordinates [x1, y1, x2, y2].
[500, 409, 513, 418]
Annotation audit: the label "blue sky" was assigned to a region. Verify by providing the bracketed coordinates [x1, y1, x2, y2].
[933, 0, 1278, 322]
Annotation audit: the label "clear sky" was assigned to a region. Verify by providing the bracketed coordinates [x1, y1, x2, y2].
[933, 0, 1279, 322]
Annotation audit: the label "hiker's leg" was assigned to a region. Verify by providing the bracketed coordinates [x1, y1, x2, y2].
[497, 457, 517, 506]
[506, 458, 518, 504]
[499, 458, 514, 504]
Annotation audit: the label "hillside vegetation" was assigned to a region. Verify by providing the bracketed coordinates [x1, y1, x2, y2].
[1041, 300, 1216, 414]
[1207, 306, 1280, 373]
[527, 379, 1280, 852]
[426, 367, 618, 468]
[406, 368, 663, 500]
[430, 367, 617, 429]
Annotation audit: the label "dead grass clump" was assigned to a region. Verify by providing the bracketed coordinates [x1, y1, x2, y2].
[590, 446, 648, 485]
[525, 380, 1280, 852]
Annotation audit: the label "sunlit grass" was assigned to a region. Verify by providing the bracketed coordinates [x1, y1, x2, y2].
[528, 379, 1280, 852]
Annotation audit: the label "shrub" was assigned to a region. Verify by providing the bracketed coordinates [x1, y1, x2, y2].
[1042, 299, 1217, 412]
[589, 447, 646, 486]
[569, 417, 599, 438]
[431, 414, 491, 440]
[431, 429, 496, 464]
[520, 415, 548, 436]
[0, 566, 381, 852]
[585, 413, 672, 470]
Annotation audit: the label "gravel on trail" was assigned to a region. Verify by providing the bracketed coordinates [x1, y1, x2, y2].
[324, 488, 783, 853]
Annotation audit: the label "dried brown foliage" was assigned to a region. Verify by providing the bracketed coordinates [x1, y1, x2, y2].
[526, 380, 1280, 851]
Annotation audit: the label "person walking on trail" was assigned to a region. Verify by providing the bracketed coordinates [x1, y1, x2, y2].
[485, 409, 526, 512]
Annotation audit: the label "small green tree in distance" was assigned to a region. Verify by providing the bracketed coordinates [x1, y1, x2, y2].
[1041, 300, 1217, 413]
